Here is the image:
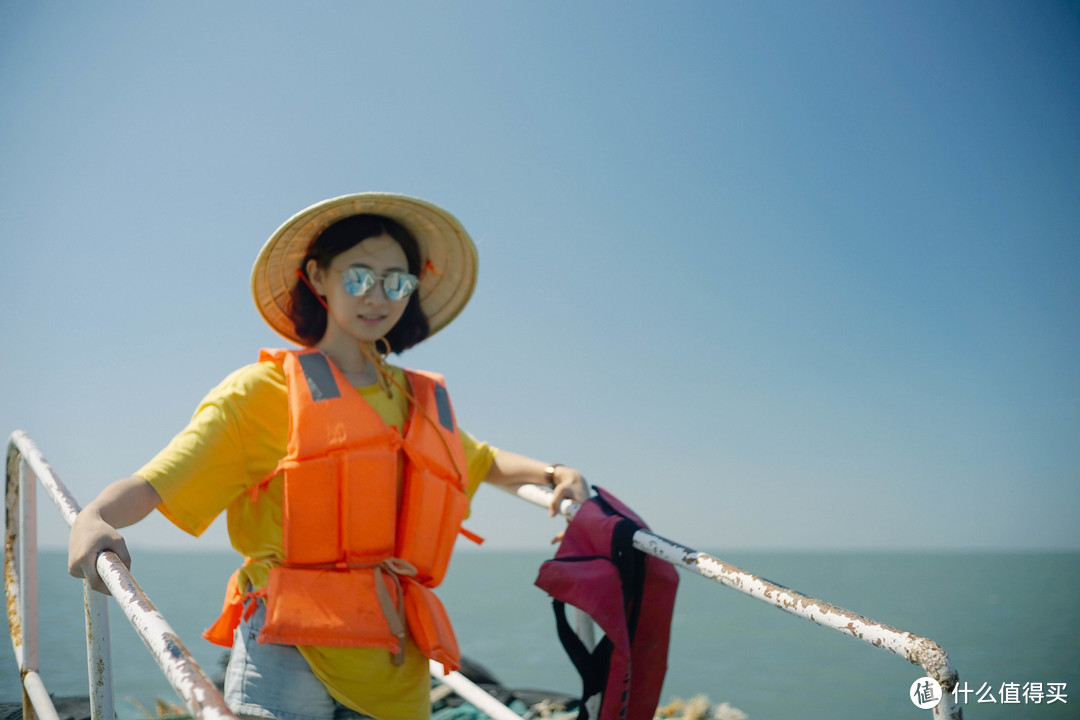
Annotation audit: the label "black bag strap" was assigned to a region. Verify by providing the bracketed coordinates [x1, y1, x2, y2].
[553, 599, 613, 720]
[548, 489, 650, 720]
[610, 517, 647, 643]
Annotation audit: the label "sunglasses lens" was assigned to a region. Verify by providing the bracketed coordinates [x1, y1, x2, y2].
[343, 267, 376, 297]
[342, 267, 417, 299]
[383, 271, 418, 300]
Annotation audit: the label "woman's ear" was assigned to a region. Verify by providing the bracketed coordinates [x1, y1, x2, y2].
[306, 258, 328, 297]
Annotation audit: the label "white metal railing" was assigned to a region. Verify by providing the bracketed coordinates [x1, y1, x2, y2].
[5, 431, 532, 720]
[5, 430, 235, 720]
[506, 483, 964, 720]
[5, 429, 963, 719]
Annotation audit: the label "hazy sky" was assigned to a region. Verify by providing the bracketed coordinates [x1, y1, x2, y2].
[2, 1, 1078, 553]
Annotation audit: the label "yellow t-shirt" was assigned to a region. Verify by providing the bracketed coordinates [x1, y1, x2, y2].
[136, 360, 497, 720]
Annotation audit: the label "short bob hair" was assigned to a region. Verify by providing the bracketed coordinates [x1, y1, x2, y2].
[288, 214, 430, 351]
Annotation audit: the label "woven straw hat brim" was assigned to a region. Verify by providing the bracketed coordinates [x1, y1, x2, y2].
[252, 193, 478, 346]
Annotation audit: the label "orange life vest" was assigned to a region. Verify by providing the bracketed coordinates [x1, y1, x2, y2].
[203, 348, 470, 671]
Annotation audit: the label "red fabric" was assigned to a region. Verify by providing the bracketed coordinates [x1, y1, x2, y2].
[536, 487, 679, 720]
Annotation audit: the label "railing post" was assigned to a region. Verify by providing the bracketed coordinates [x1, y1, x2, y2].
[18, 459, 39, 720]
[6, 431, 236, 720]
[572, 608, 601, 719]
[84, 580, 115, 720]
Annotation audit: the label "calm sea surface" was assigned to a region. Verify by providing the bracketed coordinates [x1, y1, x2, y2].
[3, 550, 1078, 719]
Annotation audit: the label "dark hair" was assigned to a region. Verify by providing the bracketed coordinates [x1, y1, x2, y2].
[288, 214, 430, 351]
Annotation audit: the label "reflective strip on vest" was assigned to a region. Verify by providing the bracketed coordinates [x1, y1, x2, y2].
[434, 382, 454, 431]
[296, 351, 341, 402]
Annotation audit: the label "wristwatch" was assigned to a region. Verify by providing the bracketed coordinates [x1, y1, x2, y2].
[544, 463, 564, 487]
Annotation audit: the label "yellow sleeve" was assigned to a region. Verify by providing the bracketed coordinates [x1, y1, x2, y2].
[136, 362, 288, 537]
[461, 429, 497, 500]
[139, 360, 494, 536]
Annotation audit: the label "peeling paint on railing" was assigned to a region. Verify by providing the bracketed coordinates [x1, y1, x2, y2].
[95, 550, 235, 720]
[7, 431, 965, 720]
[84, 577, 114, 720]
[509, 483, 964, 720]
[4, 537, 23, 654]
[6, 430, 236, 720]
[5, 441, 26, 661]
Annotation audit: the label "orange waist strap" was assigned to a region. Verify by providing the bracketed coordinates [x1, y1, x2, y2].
[285, 557, 418, 665]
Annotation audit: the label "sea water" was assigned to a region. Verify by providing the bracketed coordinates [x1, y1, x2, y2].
[3, 550, 1078, 719]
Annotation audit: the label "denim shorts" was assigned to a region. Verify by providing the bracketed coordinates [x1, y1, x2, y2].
[223, 599, 374, 720]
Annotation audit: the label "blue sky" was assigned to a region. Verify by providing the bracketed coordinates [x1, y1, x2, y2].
[2, 1, 1078, 552]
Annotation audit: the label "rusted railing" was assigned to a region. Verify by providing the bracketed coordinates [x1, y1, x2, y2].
[5, 428, 963, 719]
[4, 430, 528, 720]
[5, 430, 236, 720]
[507, 483, 964, 720]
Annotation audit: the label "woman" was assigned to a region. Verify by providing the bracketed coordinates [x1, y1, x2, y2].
[68, 193, 588, 720]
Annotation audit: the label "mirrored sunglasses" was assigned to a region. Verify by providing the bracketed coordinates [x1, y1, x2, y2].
[342, 266, 419, 301]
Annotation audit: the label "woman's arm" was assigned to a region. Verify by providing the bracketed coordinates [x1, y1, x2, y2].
[68, 475, 162, 594]
[482, 450, 589, 516]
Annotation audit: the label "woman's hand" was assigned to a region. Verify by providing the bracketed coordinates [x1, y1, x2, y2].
[482, 451, 590, 542]
[68, 510, 131, 595]
[546, 464, 589, 518]
[67, 476, 161, 594]
[545, 464, 588, 544]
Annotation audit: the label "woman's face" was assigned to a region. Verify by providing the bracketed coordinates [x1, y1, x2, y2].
[308, 234, 412, 344]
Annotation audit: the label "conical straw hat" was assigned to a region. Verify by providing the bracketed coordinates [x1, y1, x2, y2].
[252, 193, 478, 346]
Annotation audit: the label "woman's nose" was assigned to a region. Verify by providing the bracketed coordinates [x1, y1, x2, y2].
[361, 282, 387, 303]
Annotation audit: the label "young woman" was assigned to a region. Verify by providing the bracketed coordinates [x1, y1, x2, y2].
[67, 193, 588, 720]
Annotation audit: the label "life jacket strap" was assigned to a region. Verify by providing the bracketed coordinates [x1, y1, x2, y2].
[240, 586, 267, 622]
[458, 526, 485, 545]
[247, 458, 294, 502]
[373, 557, 417, 666]
[283, 557, 419, 666]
